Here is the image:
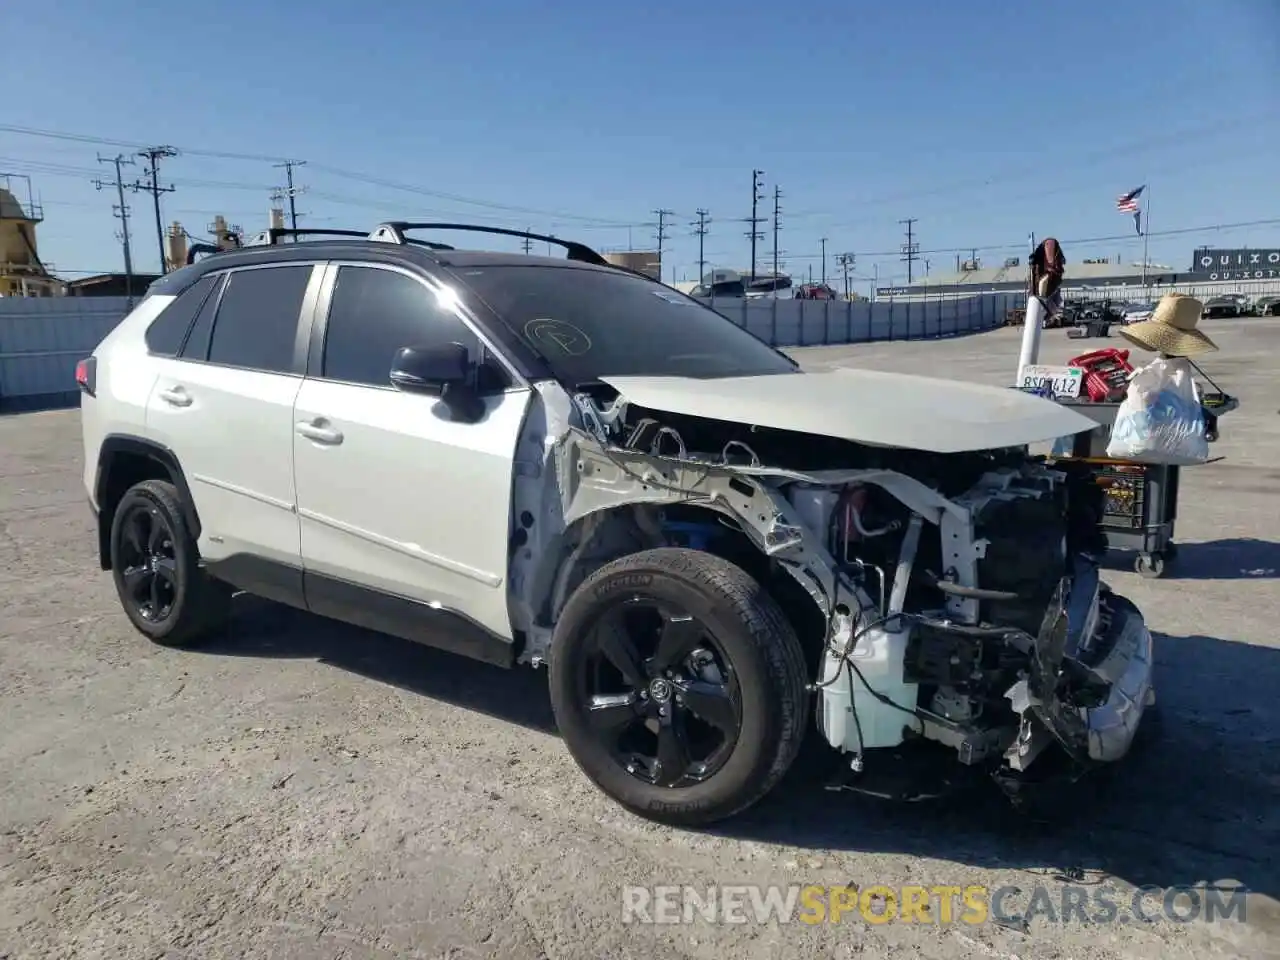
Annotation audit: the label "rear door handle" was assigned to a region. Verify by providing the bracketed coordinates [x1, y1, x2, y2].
[157, 386, 192, 407]
[295, 419, 344, 445]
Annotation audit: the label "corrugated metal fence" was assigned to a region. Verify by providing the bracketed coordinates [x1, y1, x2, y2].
[0, 291, 1018, 410]
[0, 297, 129, 411]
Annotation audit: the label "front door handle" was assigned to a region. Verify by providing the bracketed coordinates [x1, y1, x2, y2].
[295, 419, 344, 445]
[157, 386, 192, 407]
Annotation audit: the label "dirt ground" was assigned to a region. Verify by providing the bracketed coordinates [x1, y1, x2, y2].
[1, 317, 1277, 959]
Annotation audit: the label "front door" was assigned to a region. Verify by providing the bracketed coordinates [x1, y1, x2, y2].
[291, 262, 530, 647]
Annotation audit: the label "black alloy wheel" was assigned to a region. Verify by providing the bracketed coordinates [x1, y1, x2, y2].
[578, 597, 743, 788]
[548, 548, 810, 826]
[109, 479, 230, 647]
[116, 502, 179, 623]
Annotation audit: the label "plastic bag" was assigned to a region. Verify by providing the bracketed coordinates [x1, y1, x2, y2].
[1105, 357, 1209, 465]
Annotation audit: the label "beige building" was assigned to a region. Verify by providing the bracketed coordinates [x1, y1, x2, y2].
[0, 182, 63, 296]
[603, 249, 661, 280]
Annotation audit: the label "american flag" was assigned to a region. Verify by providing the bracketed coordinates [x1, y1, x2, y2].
[1116, 185, 1145, 213]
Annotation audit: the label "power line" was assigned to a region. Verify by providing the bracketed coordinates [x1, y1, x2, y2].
[91, 154, 137, 299]
[899, 218, 920, 283]
[128, 146, 177, 274]
[691, 209, 710, 282]
[746, 169, 765, 281]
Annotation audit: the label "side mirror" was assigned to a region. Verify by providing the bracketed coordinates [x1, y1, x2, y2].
[389, 342, 485, 422]
[390, 342, 470, 395]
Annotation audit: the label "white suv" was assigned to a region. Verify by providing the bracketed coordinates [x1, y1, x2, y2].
[79, 222, 1155, 824]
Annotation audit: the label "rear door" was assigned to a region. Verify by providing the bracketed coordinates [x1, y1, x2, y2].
[145, 262, 323, 596]
[292, 261, 531, 643]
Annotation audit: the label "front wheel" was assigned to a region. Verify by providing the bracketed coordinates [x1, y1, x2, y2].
[548, 548, 811, 826]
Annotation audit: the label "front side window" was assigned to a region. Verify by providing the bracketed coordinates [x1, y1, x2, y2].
[144, 274, 218, 356]
[206, 265, 313, 373]
[321, 265, 508, 392]
[455, 265, 797, 384]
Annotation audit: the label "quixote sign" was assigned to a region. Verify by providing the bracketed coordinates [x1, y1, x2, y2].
[1190, 247, 1280, 281]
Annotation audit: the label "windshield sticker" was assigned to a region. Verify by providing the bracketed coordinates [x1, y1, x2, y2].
[651, 290, 692, 305]
[524, 318, 592, 356]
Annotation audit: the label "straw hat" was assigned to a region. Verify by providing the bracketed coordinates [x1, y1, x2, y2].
[1116, 293, 1218, 357]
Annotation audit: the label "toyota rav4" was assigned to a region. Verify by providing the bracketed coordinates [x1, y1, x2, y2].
[78, 222, 1155, 825]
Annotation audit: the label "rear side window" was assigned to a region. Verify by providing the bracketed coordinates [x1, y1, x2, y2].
[145, 275, 218, 356]
[207, 265, 313, 374]
[180, 274, 226, 361]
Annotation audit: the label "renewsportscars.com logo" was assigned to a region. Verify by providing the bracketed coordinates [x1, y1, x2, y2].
[621, 883, 1248, 927]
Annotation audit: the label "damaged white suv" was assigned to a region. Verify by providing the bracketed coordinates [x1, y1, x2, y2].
[78, 223, 1155, 825]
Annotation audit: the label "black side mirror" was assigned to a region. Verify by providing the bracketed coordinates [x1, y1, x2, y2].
[390, 342, 470, 394]
[389, 342, 485, 422]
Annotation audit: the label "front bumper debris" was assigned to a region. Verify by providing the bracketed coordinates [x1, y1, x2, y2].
[1032, 590, 1155, 765]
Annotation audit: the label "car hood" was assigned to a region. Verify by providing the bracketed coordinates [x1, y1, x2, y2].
[599, 368, 1097, 454]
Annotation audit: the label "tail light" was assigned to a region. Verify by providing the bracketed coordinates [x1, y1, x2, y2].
[75, 356, 97, 397]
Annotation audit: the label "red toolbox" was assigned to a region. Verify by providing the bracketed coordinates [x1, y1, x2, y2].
[1068, 347, 1134, 402]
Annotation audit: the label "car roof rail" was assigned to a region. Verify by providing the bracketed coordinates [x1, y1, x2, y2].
[368, 222, 610, 266]
[243, 227, 371, 247]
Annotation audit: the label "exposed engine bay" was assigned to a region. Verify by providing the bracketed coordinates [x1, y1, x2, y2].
[509, 381, 1155, 795]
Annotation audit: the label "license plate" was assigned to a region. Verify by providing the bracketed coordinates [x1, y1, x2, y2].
[1018, 364, 1083, 399]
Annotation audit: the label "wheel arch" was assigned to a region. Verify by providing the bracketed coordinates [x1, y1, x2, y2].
[95, 434, 201, 569]
[526, 499, 828, 671]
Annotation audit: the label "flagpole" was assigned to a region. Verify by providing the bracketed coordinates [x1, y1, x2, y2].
[1141, 184, 1150, 292]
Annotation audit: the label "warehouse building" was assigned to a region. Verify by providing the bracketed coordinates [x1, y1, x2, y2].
[876, 247, 1280, 302]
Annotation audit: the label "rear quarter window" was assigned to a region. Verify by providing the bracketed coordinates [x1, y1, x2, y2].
[145, 275, 219, 356]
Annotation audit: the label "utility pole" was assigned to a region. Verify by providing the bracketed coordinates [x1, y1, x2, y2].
[128, 146, 177, 274]
[899, 218, 920, 284]
[746, 169, 766, 281]
[836, 252, 856, 300]
[653, 208, 675, 283]
[272, 160, 307, 230]
[691, 209, 710, 282]
[820, 237, 829, 285]
[521, 228, 533, 254]
[771, 185, 783, 282]
[93, 154, 137, 300]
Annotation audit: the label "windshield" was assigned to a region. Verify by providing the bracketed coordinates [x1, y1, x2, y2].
[453, 265, 798, 382]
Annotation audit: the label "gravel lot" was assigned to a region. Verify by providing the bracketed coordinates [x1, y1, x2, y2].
[1, 317, 1278, 959]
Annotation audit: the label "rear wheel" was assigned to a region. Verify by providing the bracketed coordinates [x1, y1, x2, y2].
[109, 479, 231, 647]
[548, 548, 810, 826]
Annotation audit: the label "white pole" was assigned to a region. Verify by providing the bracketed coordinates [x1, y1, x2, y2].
[1141, 185, 1150, 293]
[1017, 294, 1046, 381]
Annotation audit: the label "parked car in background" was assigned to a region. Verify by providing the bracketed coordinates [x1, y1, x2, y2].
[1121, 301, 1156, 324]
[1254, 295, 1280, 316]
[1203, 296, 1243, 318]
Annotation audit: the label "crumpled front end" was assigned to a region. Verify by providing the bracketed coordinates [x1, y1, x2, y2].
[515, 386, 1154, 792]
[808, 461, 1157, 785]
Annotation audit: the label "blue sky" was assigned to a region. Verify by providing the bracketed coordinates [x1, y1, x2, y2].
[2, 0, 1276, 290]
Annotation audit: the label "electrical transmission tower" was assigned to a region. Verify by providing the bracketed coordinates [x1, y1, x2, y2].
[92, 153, 137, 300]
[836, 252, 856, 300]
[129, 146, 177, 274]
[691, 209, 710, 282]
[899, 218, 920, 283]
[653, 209, 675, 283]
[272, 160, 307, 230]
[745, 169, 766, 281]
[771, 185, 783, 281]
